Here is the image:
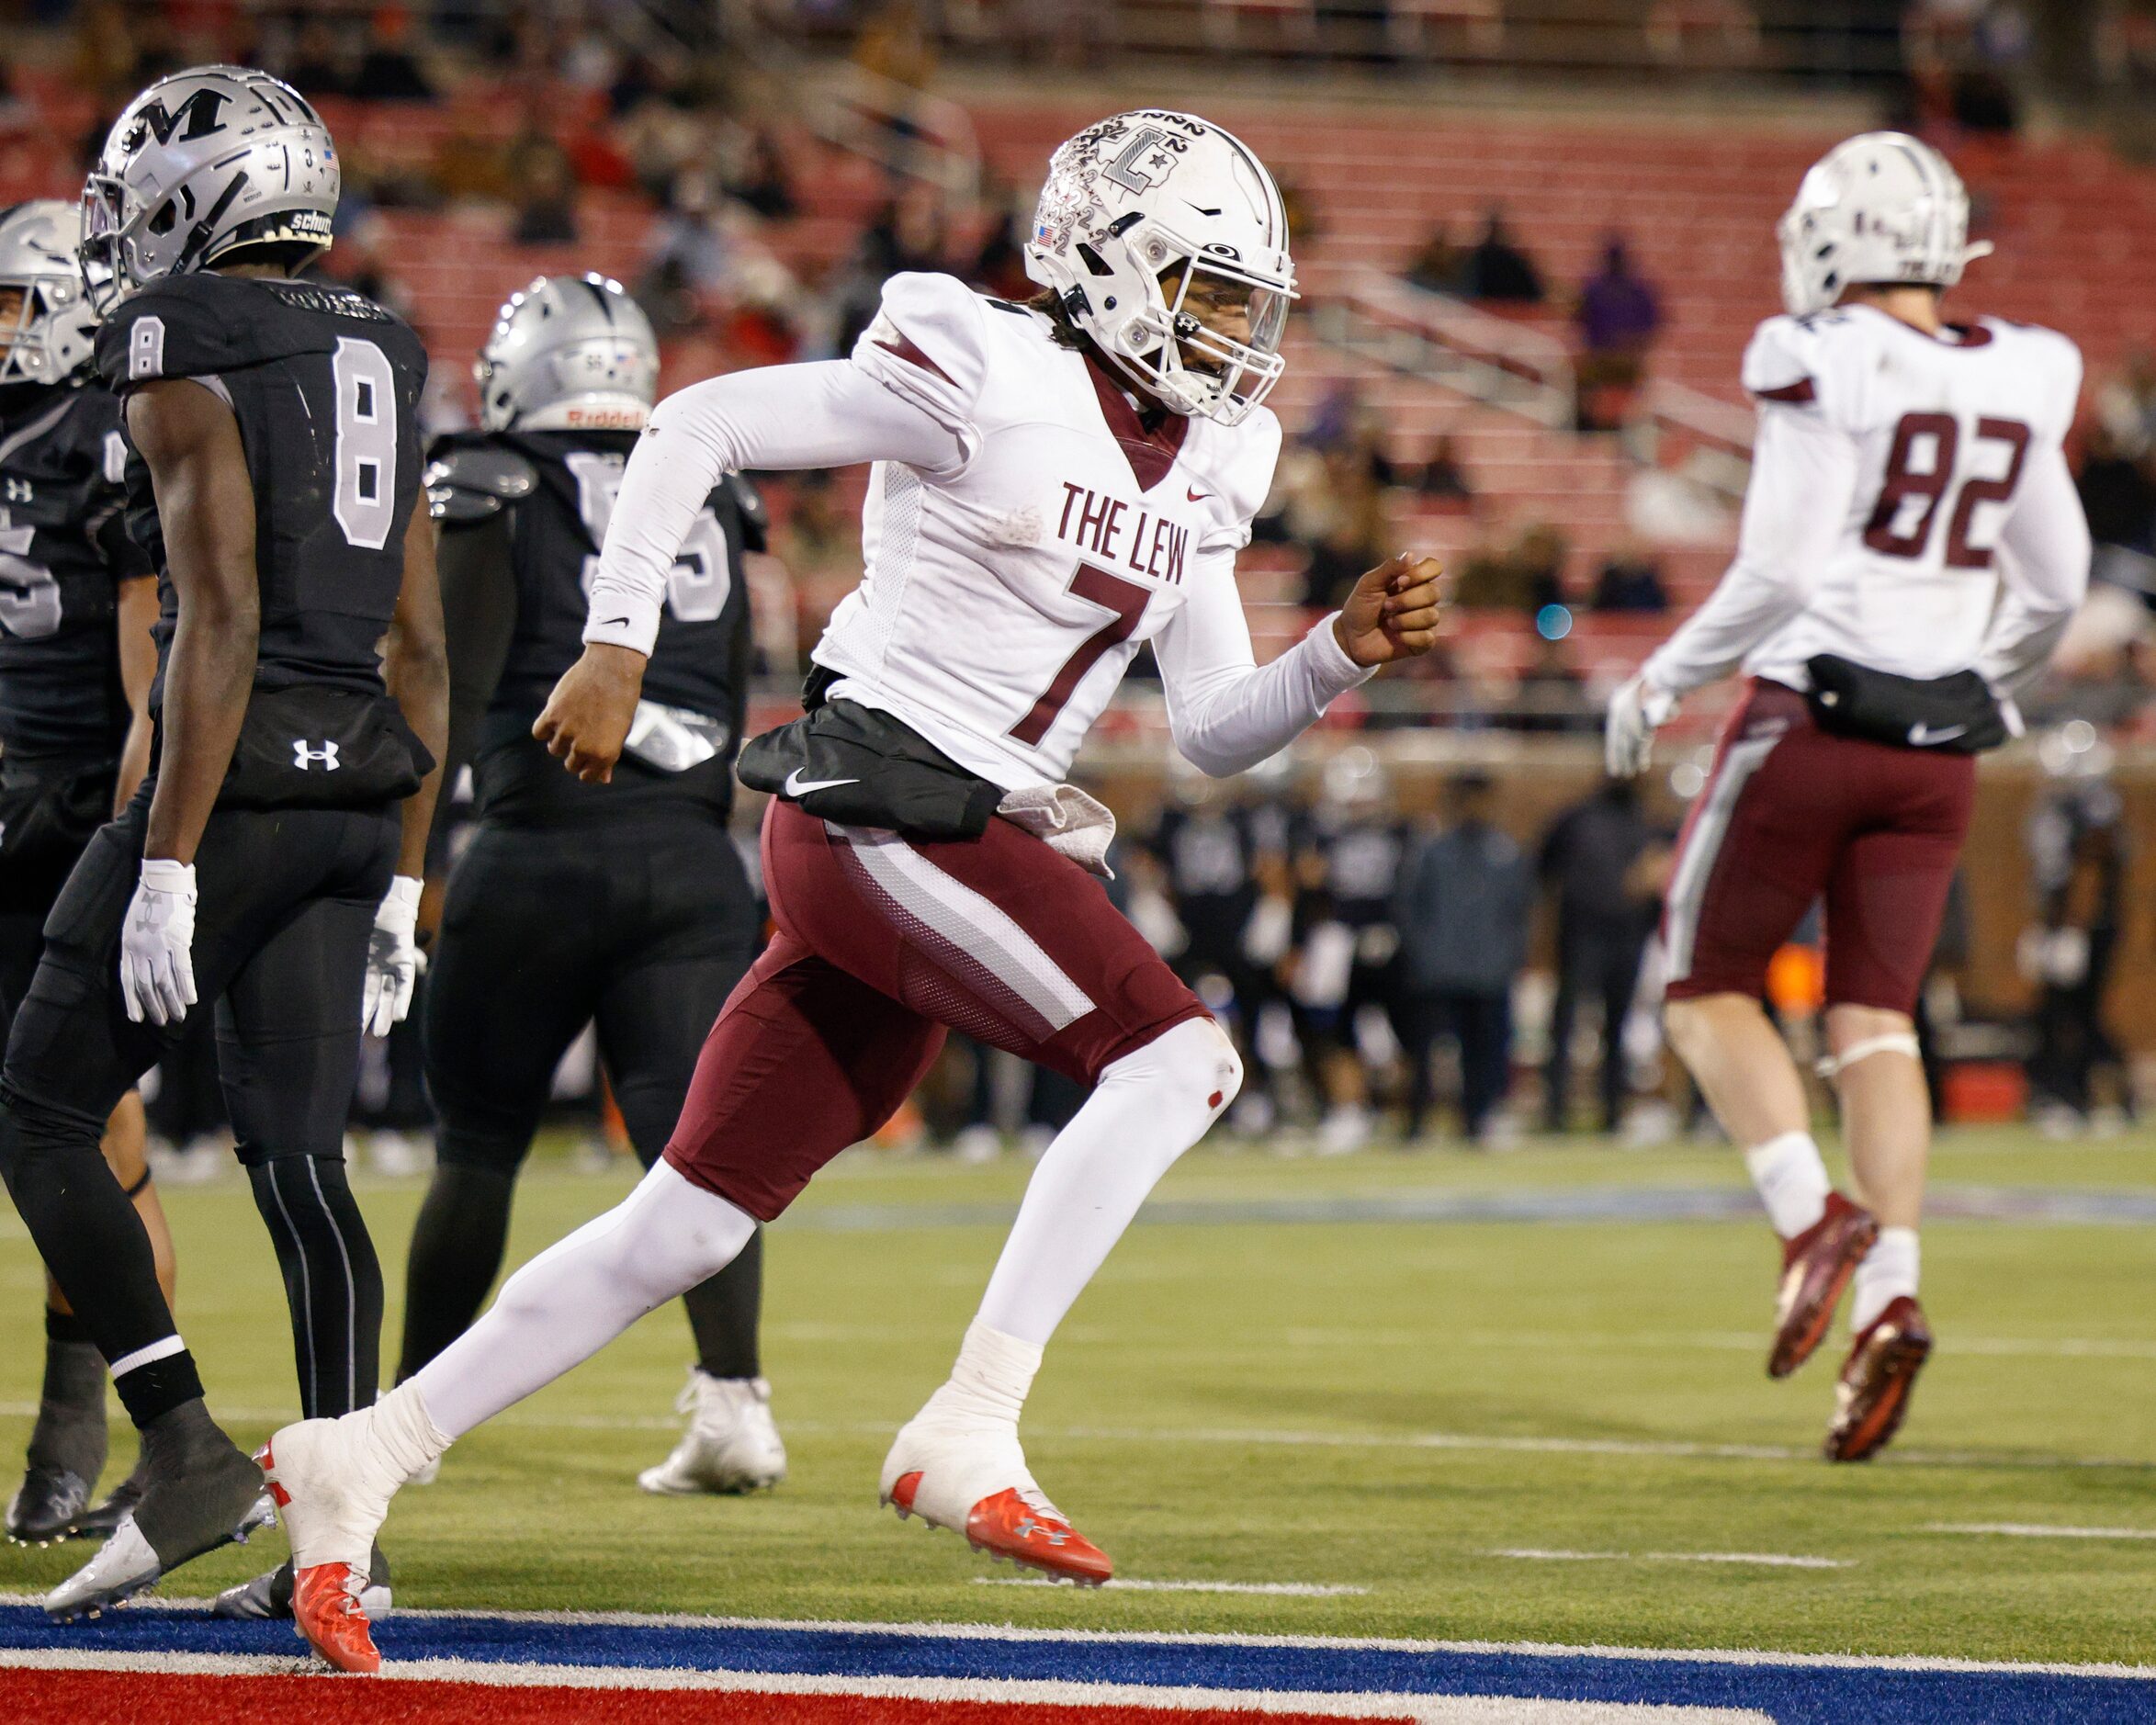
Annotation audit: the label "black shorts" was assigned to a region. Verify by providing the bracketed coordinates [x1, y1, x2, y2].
[2, 783, 399, 1160]
[423, 814, 762, 1171]
[0, 755, 119, 1024]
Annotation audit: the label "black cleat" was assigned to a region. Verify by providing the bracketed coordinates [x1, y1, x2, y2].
[6, 1464, 95, 1547]
[45, 1402, 275, 1621]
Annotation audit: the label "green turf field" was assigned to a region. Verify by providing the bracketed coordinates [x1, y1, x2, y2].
[5, 1124, 2152, 1668]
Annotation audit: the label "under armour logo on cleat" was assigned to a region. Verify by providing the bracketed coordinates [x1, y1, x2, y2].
[293, 739, 341, 772]
[1014, 1518, 1070, 1545]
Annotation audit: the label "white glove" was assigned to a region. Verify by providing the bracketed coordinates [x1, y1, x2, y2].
[362, 875, 425, 1038]
[1605, 672, 1677, 779]
[119, 858, 198, 1026]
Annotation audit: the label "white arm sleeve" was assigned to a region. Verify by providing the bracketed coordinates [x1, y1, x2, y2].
[1642, 403, 1861, 696]
[1154, 550, 1374, 778]
[1975, 445, 2092, 698]
[583, 361, 965, 655]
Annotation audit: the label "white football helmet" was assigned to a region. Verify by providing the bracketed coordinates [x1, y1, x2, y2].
[1025, 110, 1295, 427]
[475, 273, 658, 432]
[0, 200, 100, 385]
[81, 65, 337, 312]
[1778, 131, 1991, 319]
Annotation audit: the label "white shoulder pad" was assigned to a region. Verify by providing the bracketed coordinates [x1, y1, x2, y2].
[1191, 405, 1284, 553]
[852, 271, 991, 437]
[1740, 313, 1833, 411]
[1997, 320, 2084, 442]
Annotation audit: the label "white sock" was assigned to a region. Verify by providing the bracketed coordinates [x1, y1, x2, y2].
[974, 1017, 1241, 1346]
[412, 1161, 756, 1439]
[1850, 1226, 1919, 1332]
[1743, 1131, 1831, 1239]
[360, 1380, 454, 1489]
[919, 1319, 1042, 1428]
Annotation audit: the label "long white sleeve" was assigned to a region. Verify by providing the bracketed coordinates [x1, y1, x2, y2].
[1153, 550, 1374, 777]
[1975, 444, 2092, 698]
[584, 360, 965, 656]
[1642, 404, 1861, 697]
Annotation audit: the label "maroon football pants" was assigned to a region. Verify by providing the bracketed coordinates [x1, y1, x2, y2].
[1662, 680, 1976, 1015]
[662, 800, 1208, 1221]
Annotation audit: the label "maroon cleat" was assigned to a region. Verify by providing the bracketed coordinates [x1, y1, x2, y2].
[1768, 1192, 1878, 1379]
[1825, 1295, 1932, 1463]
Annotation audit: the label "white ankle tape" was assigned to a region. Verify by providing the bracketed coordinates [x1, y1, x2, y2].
[1816, 1032, 1921, 1079]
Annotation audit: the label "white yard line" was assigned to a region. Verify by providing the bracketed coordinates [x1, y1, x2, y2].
[1925, 1522, 2156, 1540]
[1488, 1550, 1851, 1571]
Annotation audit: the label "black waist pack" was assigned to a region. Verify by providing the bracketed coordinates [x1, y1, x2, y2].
[1803, 654, 2008, 755]
[737, 696, 1001, 841]
[205, 684, 435, 811]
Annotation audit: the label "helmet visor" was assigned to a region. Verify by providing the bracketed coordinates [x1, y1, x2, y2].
[1162, 254, 1293, 414]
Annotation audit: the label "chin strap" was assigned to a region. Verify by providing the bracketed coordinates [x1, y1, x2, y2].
[1816, 1032, 1922, 1079]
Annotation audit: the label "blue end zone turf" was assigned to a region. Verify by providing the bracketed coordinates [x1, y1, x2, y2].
[4, 1602, 2152, 1722]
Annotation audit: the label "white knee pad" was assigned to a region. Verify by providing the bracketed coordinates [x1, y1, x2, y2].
[1816, 1032, 1922, 1080]
[1120, 1015, 1242, 1117]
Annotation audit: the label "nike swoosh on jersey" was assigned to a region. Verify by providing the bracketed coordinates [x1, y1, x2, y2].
[1186, 487, 1210, 502]
[1906, 722, 1968, 746]
[784, 770, 862, 796]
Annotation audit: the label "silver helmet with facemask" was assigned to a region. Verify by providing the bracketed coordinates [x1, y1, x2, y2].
[0, 200, 100, 385]
[80, 64, 337, 312]
[474, 274, 659, 433]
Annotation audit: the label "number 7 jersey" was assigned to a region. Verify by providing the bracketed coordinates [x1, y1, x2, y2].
[1732, 301, 2083, 690]
[93, 271, 429, 706]
[813, 272, 1287, 789]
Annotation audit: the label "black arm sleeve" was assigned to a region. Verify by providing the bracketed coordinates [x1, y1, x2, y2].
[431, 511, 518, 863]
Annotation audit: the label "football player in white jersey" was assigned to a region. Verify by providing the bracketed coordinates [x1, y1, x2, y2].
[260, 110, 1442, 1669]
[1604, 133, 2090, 1460]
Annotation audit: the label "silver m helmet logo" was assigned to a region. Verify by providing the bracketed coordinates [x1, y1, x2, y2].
[293, 739, 341, 771]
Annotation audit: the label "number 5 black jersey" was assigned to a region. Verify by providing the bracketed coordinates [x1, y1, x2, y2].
[0, 379, 147, 756]
[426, 426, 758, 825]
[92, 271, 430, 707]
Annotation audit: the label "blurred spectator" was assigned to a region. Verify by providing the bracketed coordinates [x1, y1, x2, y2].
[1455, 520, 1567, 612]
[2094, 348, 2156, 457]
[1393, 772, 1531, 1144]
[1538, 781, 1667, 1133]
[1462, 209, 1544, 305]
[1417, 434, 1475, 508]
[1405, 221, 1466, 295]
[1573, 238, 1662, 431]
[505, 115, 580, 244]
[1295, 448, 1395, 611]
[1510, 635, 1593, 734]
[1590, 535, 1671, 613]
[2022, 737, 2132, 1133]
[351, 6, 436, 102]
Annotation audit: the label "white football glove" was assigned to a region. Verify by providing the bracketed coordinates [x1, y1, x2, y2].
[1605, 672, 1677, 779]
[362, 874, 425, 1038]
[119, 858, 198, 1026]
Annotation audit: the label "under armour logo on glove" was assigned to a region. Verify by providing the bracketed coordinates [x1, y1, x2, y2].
[293, 739, 341, 771]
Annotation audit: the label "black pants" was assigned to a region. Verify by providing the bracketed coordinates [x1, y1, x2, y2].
[1544, 917, 1649, 1132]
[1399, 987, 1513, 1140]
[0, 755, 119, 1029]
[403, 814, 764, 1380]
[0, 784, 397, 1422]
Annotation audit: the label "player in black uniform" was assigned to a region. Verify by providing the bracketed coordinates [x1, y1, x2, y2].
[0, 199, 178, 1547]
[405, 273, 783, 1495]
[0, 67, 448, 1619]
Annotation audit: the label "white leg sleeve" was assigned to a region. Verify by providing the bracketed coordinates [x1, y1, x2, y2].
[411, 1161, 756, 1440]
[975, 1017, 1241, 1347]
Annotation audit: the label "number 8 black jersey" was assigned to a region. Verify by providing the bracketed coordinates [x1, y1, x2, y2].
[0, 380, 146, 756]
[92, 272, 430, 707]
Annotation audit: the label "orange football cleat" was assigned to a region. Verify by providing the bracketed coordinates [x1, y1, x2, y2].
[1769, 1191, 1878, 1379]
[291, 1561, 381, 1674]
[887, 1471, 1112, 1586]
[1825, 1294, 1933, 1463]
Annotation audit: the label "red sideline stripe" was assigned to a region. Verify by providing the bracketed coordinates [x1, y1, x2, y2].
[0, 1670, 1405, 1724]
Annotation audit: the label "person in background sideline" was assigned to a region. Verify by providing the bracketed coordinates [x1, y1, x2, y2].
[1574, 238, 1663, 431]
[1539, 779, 1668, 1133]
[1393, 772, 1532, 1144]
[1462, 209, 1545, 305]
